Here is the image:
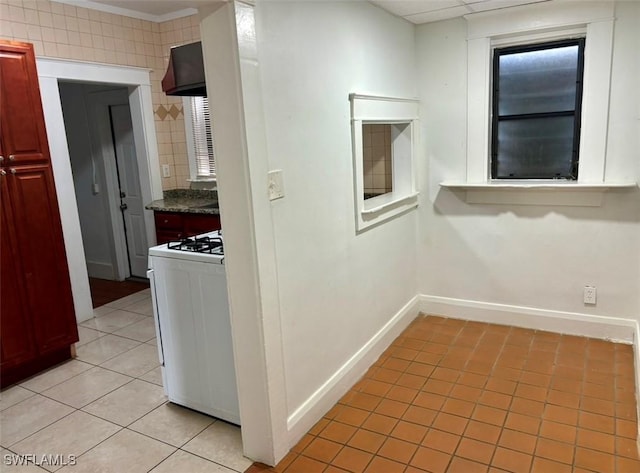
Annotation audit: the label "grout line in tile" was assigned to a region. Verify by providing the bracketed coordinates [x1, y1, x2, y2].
[273, 316, 637, 473]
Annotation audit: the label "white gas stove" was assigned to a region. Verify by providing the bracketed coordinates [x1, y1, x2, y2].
[147, 229, 239, 424]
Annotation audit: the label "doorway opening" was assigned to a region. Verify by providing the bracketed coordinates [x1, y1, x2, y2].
[59, 81, 150, 308]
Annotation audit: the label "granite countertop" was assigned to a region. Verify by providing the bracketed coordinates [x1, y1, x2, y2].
[145, 189, 220, 215]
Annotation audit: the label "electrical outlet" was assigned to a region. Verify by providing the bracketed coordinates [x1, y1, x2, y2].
[268, 170, 285, 201]
[162, 164, 171, 178]
[584, 286, 597, 305]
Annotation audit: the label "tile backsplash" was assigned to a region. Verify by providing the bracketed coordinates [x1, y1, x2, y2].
[363, 124, 393, 197]
[1, 0, 201, 190]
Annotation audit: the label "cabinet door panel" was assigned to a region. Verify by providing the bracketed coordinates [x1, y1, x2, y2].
[0, 42, 50, 165]
[184, 214, 221, 236]
[157, 231, 185, 245]
[6, 165, 78, 353]
[154, 212, 183, 231]
[0, 176, 38, 370]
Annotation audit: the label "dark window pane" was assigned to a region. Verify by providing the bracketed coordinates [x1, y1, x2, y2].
[498, 45, 579, 116]
[495, 116, 575, 178]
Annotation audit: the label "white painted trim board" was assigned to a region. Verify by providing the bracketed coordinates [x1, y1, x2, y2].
[37, 57, 162, 323]
[86, 261, 116, 281]
[285, 295, 421, 445]
[418, 294, 636, 343]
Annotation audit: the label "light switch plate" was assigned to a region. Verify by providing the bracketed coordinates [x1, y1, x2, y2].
[162, 164, 171, 178]
[268, 170, 285, 201]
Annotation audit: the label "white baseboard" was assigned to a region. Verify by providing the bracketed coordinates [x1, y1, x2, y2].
[418, 295, 636, 343]
[286, 295, 421, 444]
[86, 261, 115, 280]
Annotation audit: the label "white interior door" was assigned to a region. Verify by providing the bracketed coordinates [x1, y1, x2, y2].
[86, 88, 148, 280]
[110, 103, 148, 278]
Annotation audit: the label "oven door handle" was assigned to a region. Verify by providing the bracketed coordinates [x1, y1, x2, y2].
[147, 269, 165, 367]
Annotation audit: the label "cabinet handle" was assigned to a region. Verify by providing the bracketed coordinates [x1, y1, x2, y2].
[0, 155, 4, 163]
[8, 155, 15, 161]
[0, 169, 5, 176]
[10, 168, 16, 174]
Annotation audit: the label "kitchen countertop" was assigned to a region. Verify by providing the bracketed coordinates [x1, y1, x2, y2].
[145, 189, 220, 215]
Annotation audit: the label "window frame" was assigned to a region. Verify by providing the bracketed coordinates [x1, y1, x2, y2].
[462, 1, 615, 188]
[350, 94, 419, 233]
[183, 96, 217, 182]
[490, 38, 586, 180]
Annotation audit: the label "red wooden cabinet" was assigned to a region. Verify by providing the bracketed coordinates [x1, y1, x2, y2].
[154, 211, 221, 245]
[1, 178, 38, 371]
[0, 40, 78, 387]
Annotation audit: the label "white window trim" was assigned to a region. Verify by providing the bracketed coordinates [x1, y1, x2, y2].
[350, 94, 419, 232]
[183, 96, 217, 182]
[441, 1, 636, 205]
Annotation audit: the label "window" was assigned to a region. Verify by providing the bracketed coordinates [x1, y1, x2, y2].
[350, 94, 419, 232]
[184, 96, 216, 180]
[491, 39, 585, 180]
[461, 1, 616, 191]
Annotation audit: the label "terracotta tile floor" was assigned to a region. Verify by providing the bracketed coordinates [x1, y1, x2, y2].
[247, 315, 639, 473]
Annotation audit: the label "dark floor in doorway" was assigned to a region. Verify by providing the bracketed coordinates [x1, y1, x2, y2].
[89, 277, 149, 308]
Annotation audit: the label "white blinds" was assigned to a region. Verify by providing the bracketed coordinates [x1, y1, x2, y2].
[189, 96, 216, 177]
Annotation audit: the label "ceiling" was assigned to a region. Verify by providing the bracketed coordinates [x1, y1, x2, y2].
[56, 0, 551, 24]
[369, 0, 550, 24]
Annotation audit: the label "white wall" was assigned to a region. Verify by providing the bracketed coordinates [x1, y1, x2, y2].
[59, 83, 118, 279]
[416, 2, 640, 326]
[199, 0, 420, 463]
[201, 0, 639, 464]
[254, 0, 418, 414]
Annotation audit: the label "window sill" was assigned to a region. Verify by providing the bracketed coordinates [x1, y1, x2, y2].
[187, 177, 217, 183]
[440, 181, 638, 206]
[362, 191, 420, 215]
[357, 192, 419, 232]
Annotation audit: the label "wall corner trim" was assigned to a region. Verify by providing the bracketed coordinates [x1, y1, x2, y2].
[285, 295, 421, 444]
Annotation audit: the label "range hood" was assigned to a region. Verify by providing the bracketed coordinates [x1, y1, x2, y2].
[162, 41, 206, 97]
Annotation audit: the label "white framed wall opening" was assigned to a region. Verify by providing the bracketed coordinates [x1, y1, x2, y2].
[350, 94, 419, 232]
[37, 58, 162, 322]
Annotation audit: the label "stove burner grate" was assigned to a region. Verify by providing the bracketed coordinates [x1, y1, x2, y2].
[167, 236, 223, 254]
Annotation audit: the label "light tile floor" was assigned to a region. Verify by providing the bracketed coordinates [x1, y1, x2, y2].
[0, 290, 251, 473]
